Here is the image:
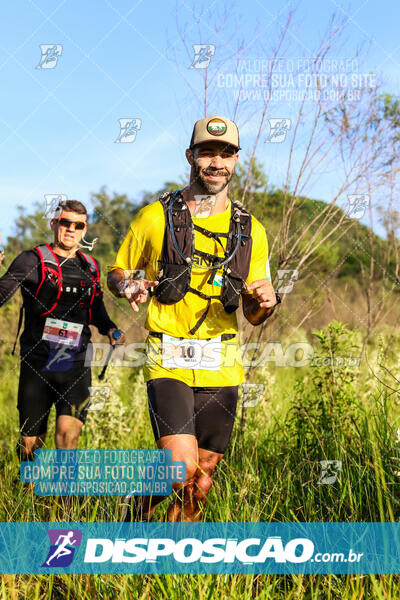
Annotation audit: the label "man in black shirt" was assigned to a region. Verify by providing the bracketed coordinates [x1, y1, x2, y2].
[0, 200, 123, 461]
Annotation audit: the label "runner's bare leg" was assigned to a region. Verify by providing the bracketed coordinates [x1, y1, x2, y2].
[55, 415, 83, 448]
[159, 436, 223, 522]
[18, 435, 46, 460]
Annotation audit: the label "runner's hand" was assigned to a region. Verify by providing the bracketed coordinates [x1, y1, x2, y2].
[121, 279, 158, 312]
[244, 279, 277, 308]
[107, 328, 126, 346]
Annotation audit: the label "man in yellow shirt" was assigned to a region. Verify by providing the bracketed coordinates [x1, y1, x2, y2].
[108, 115, 279, 522]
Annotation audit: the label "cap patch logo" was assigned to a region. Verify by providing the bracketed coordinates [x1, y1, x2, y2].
[207, 118, 227, 136]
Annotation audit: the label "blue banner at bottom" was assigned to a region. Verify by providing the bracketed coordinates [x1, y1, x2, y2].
[0, 522, 398, 574]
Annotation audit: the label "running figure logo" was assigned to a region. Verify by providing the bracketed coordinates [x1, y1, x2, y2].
[189, 44, 216, 69]
[114, 118, 142, 143]
[36, 45, 63, 69]
[42, 346, 75, 372]
[276, 269, 299, 294]
[42, 529, 82, 567]
[44, 194, 67, 219]
[88, 385, 111, 411]
[242, 383, 265, 408]
[345, 194, 370, 220]
[265, 119, 291, 143]
[318, 460, 342, 485]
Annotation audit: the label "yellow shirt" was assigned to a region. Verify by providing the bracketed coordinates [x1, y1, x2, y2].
[111, 198, 270, 386]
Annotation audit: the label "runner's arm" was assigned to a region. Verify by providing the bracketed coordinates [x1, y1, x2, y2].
[107, 267, 126, 297]
[242, 220, 278, 325]
[107, 220, 158, 311]
[107, 226, 144, 298]
[242, 284, 277, 325]
[90, 258, 117, 334]
[91, 296, 117, 334]
[0, 251, 38, 307]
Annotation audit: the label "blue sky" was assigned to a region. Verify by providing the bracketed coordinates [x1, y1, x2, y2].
[0, 0, 399, 241]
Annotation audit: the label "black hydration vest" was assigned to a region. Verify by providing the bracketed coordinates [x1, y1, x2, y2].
[151, 189, 253, 334]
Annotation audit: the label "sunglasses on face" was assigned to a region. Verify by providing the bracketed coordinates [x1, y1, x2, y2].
[57, 217, 86, 230]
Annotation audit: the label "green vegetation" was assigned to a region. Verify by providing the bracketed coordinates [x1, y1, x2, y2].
[0, 322, 399, 597]
[0, 179, 399, 597]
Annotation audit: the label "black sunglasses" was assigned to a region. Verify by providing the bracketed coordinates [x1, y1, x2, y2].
[57, 217, 86, 230]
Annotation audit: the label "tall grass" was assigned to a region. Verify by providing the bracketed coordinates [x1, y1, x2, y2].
[0, 322, 399, 598]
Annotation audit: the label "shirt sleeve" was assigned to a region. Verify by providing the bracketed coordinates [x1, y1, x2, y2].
[110, 219, 148, 273]
[243, 218, 271, 293]
[90, 258, 117, 334]
[0, 251, 37, 307]
[91, 296, 117, 334]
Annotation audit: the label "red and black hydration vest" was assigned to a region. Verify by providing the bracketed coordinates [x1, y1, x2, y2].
[150, 189, 253, 334]
[33, 243, 101, 319]
[12, 244, 101, 354]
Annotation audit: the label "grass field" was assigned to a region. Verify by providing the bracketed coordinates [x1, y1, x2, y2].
[0, 321, 399, 599]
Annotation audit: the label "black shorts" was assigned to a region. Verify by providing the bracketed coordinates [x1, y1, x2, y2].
[17, 358, 91, 437]
[147, 378, 238, 454]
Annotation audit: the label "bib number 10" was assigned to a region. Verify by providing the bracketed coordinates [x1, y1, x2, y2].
[161, 334, 222, 370]
[180, 344, 195, 359]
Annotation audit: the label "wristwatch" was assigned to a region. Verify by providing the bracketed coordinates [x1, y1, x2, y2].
[265, 290, 281, 317]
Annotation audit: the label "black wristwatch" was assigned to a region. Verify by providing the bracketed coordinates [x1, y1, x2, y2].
[263, 290, 281, 319]
[265, 290, 281, 318]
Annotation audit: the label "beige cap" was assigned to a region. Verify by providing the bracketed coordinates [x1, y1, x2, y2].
[189, 115, 241, 151]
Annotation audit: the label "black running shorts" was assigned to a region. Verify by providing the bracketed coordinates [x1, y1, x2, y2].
[146, 378, 238, 454]
[17, 358, 91, 437]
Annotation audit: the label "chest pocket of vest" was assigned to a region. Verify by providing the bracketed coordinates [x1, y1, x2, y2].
[220, 274, 243, 313]
[154, 263, 190, 304]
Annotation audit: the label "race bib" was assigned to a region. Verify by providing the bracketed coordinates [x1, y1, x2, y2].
[161, 334, 221, 370]
[42, 318, 83, 348]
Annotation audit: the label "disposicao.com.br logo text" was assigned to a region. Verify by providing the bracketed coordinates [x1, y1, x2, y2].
[83, 536, 363, 565]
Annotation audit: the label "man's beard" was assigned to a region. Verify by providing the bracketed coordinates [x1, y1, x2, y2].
[193, 162, 233, 194]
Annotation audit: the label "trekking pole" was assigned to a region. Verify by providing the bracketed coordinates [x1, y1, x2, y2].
[98, 329, 123, 380]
